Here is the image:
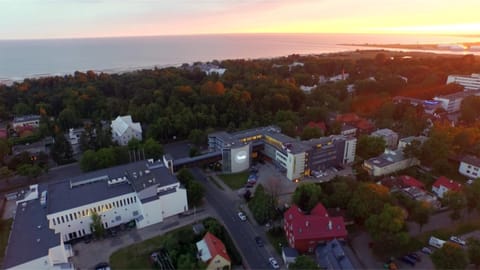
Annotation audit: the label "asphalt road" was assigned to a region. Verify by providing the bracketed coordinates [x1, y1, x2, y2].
[190, 168, 282, 270]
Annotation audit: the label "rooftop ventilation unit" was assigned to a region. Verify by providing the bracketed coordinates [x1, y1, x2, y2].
[70, 175, 109, 188]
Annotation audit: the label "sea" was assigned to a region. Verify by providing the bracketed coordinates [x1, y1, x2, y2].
[0, 33, 479, 83]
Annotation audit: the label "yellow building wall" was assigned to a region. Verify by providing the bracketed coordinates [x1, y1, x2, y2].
[206, 255, 231, 270]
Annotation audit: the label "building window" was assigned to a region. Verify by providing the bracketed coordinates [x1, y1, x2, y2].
[52, 219, 56, 226]
[65, 215, 69, 222]
[61, 216, 65, 223]
[57, 217, 61, 224]
[74, 213, 77, 220]
[70, 213, 73, 221]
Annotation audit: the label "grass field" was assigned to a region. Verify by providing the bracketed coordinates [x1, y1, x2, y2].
[218, 171, 250, 190]
[0, 219, 13, 266]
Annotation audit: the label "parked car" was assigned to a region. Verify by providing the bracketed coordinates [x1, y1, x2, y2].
[450, 236, 466, 246]
[408, 253, 421, 262]
[269, 257, 280, 269]
[421, 247, 433, 255]
[255, 236, 264, 247]
[94, 262, 110, 270]
[399, 256, 416, 266]
[238, 211, 247, 221]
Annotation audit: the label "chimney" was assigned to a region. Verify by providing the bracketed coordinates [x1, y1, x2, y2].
[305, 221, 309, 227]
[328, 220, 332, 230]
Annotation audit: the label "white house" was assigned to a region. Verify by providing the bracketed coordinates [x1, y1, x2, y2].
[3, 160, 188, 269]
[459, 155, 480, 179]
[111, 115, 142, 146]
[431, 176, 462, 198]
[12, 115, 41, 129]
[363, 149, 419, 177]
[447, 74, 480, 91]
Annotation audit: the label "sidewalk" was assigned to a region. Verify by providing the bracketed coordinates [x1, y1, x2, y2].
[71, 206, 216, 269]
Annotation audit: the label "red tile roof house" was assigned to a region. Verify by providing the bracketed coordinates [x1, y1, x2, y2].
[432, 176, 462, 198]
[398, 175, 425, 190]
[196, 232, 231, 270]
[284, 203, 347, 253]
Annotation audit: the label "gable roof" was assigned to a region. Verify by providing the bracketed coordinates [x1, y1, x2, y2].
[398, 175, 425, 190]
[461, 155, 480, 168]
[432, 176, 462, 192]
[203, 232, 230, 263]
[284, 203, 347, 241]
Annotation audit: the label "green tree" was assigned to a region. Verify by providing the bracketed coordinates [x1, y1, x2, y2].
[292, 182, 322, 213]
[80, 150, 97, 171]
[431, 242, 468, 270]
[90, 212, 105, 239]
[348, 182, 390, 222]
[177, 168, 194, 186]
[248, 185, 274, 224]
[289, 255, 319, 270]
[300, 126, 323, 140]
[176, 254, 197, 270]
[410, 202, 431, 232]
[366, 204, 405, 240]
[357, 135, 386, 159]
[443, 191, 467, 222]
[17, 164, 43, 182]
[328, 180, 355, 209]
[402, 139, 422, 160]
[187, 180, 205, 207]
[188, 129, 206, 146]
[467, 237, 480, 268]
[143, 138, 163, 159]
[464, 180, 480, 215]
[460, 96, 480, 124]
[51, 133, 74, 165]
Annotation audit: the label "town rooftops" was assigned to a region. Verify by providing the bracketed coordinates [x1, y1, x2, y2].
[3, 186, 60, 269]
[315, 239, 355, 270]
[461, 155, 480, 167]
[46, 160, 177, 214]
[432, 176, 462, 192]
[284, 204, 347, 241]
[13, 114, 41, 124]
[365, 149, 406, 168]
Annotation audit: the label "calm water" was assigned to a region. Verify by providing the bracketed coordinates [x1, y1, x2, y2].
[0, 33, 478, 81]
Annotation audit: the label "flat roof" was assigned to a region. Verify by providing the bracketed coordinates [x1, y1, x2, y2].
[3, 186, 60, 269]
[13, 114, 41, 123]
[47, 160, 177, 214]
[365, 149, 406, 168]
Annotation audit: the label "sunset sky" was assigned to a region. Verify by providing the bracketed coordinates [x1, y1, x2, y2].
[1, 0, 479, 40]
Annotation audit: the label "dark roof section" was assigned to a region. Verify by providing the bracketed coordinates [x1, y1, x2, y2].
[47, 160, 177, 214]
[462, 155, 480, 167]
[3, 186, 60, 269]
[315, 239, 355, 270]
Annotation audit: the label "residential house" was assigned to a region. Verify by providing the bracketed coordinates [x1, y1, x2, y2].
[12, 115, 41, 130]
[432, 176, 462, 198]
[363, 149, 419, 177]
[281, 247, 299, 267]
[315, 239, 356, 270]
[334, 113, 375, 135]
[66, 128, 85, 155]
[370, 128, 399, 149]
[397, 136, 428, 150]
[196, 232, 231, 270]
[458, 155, 480, 179]
[111, 115, 142, 146]
[284, 203, 347, 253]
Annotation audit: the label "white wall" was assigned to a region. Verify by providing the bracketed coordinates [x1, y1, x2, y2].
[459, 161, 480, 179]
[47, 193, 140, 241]
[113, 127, 142, 146]
[343, 138, 356, 164]
[286, 152, 305, 180]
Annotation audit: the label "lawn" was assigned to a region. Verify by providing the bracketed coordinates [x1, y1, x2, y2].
[0, 219, 13, 266]
[110, 218, 242, 269]
[218, 171, 250, 190]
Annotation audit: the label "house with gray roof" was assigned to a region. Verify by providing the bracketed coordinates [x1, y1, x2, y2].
[363, 149, 419, 177]
[111, 115, 142, 146]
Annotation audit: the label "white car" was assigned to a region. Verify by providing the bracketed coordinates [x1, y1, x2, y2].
[237, 211, 247, 221]
[269, 257, 280, 269]
[450, 236, 466, 246]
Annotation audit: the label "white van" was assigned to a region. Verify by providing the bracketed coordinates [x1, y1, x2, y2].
[429, 236, 446, 248]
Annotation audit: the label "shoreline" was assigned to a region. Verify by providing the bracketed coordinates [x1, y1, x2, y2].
[1, 48, 479, 86]
[339, 42, 480, 53]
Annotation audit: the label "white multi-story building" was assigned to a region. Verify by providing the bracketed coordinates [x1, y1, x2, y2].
[371, 128, 399, 149]
[111, 115, 142, 146]
[458, 155, 480, 179]
[3, 160, 188, 270]
[433, 91, 480, 114]
[447, 74, 480, 91]
[12, 115, 41, 129]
